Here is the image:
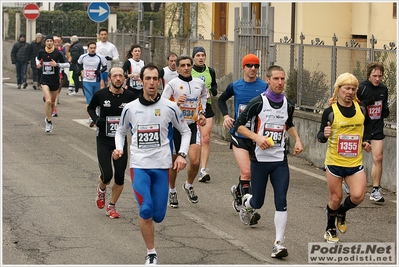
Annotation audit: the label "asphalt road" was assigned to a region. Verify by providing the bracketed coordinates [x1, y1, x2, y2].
[2, 79, 397, 266]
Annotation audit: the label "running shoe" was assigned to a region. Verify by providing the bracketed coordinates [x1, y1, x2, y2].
[145, 253, 158, 265]
[230, 185, 242, 212]
[198, 169, 211, 182]
[324, 228, 339, 243]
[33, 82, 37, 90]
[96, 185, 106, 209]
[271, 240, 288, 258]
[52, 109, 58, 117]
[23, 82, 28, 89]
[342, 180, 350, 195]
[17, 84, 21, 89]
[336, 213, 347, 233]
[106, 205, 120, 218]
[68, 91, 77, 96]
[239, 194, 261, 226]
[370, 188, 385, 202]
[45, 118, 53, 133]
[182, 184, 198, 203]
[169, 192, 179, 208]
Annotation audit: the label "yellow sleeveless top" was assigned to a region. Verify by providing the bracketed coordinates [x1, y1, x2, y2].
[325, 101, 365, 167]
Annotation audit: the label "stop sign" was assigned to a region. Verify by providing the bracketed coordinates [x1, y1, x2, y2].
[23, 3, 40, 20]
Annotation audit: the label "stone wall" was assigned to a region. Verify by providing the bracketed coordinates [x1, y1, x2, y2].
[211, 90, 397, 192]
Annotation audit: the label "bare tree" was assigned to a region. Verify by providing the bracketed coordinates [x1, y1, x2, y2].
[163, 3, 208, 38]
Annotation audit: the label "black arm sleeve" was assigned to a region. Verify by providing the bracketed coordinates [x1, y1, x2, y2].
[357, 85, 375, 106]
[317, 106, 333, 143]
[159, 68, 165, 88]
[100, 64, 107, 73]
[122, 60, 130, 78]
[360, 103, 372, 141]
[87, 93, 100, 121]
[233, 95, 263, 133]
[382, 88, 390, 118]
[285, 99, 296, 130]
[209, 67, 218, 96]
[217, 83, 234, 116]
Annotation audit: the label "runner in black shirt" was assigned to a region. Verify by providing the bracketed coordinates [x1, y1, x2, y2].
[87, 66, 136, 218]
[36, 35, 69, 133]
[356, 62, 390, 202]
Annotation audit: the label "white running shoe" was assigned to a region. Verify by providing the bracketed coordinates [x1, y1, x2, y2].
[169, 192, 179, 208]
[342, 181, 350, 195]
[370, 188, 385, 202]
[182, 184, 198, 203]
[198, 169, 210, 182]
[239, 194, 260, 226]
[271, 240, 288, 258]
[45, 118, 53, 133]
[145, 253, 158, 265]
[230, 185, 242, 212]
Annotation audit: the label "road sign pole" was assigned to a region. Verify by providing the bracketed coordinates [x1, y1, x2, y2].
[29, 20, 32, 43]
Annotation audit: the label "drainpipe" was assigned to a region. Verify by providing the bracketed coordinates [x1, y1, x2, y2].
[291, 3, 295, 43]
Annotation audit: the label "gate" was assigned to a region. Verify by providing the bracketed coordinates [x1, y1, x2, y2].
[233, 7, 272, 81]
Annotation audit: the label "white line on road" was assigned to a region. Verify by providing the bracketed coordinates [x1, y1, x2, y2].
[68, 120, 96, 161]
[181, 211, 271, 263]
[69, 143, 98, 162]
[289, 165, 326, 181]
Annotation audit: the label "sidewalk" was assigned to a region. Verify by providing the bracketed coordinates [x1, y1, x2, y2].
[2, 68, 33, 85]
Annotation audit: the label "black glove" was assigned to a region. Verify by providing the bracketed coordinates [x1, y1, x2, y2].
[211, 87, 218, 96]
[95, 70, 101, 77]
[105, 56, 112, 61]
[95, 117, 106, 127]
[12, 61, 15, 64]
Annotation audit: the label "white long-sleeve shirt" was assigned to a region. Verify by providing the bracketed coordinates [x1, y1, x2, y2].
[115, 96, 191, 169]
[96, 41, 120, 72]
[162, 76, 208, 125]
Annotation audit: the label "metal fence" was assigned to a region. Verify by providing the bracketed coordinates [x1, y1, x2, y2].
[107, 28, 397, 127]
[107, 31, 235, 80]
[15, 12, 395, 126]
[272, 40, 397, 126]
[230, 8, 397, 127]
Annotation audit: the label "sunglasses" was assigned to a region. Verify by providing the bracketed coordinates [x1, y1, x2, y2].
[245, 64, 260, 69]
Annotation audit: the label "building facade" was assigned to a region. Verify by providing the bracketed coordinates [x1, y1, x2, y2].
[179, 2, 397, 49]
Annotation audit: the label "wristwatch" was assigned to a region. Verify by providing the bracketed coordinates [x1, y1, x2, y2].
[178, 152, 187, 159]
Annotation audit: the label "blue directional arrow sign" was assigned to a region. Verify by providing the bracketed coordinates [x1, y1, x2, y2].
[87, 2, 110, 23]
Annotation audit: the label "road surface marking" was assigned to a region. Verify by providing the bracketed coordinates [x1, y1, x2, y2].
[181, 211, 271, 263]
